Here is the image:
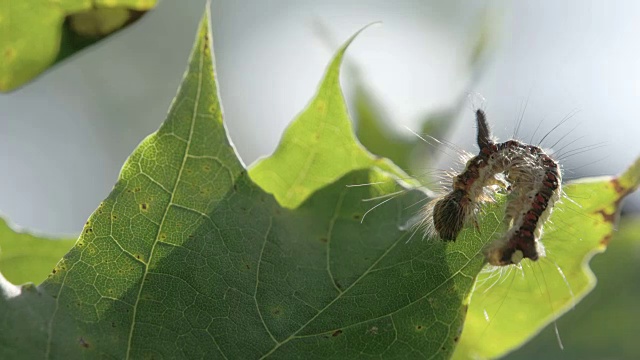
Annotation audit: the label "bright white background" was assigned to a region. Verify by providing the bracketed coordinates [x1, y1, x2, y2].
[1, 0, 639, 236]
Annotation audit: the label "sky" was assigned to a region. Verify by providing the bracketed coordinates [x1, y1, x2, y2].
[1, 0, 639, 235]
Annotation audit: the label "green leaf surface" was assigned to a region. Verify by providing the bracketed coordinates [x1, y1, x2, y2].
[0, 218, 75, 285]
[249, 26, 390, 209]
[452, 157, 640, 359]
[0, 9, 498, 359]
[509, 216, 640, 359]
[0, 0, 157, 92]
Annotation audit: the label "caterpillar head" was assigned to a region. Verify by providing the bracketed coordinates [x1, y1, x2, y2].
[433, 189, 467, 241]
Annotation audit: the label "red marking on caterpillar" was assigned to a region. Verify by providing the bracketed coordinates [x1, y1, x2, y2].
[485, 142, 562, 266]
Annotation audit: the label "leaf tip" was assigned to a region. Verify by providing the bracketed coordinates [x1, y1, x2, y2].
[324, 21, 383, 79]
[617, 155, 640, 195]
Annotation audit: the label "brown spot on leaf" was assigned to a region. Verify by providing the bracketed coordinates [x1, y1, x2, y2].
[140, 203, 148, 211]
[611, 178, 625, 195]
[79, 337, 90, 348]
[606, 176, 636, 216]
[352, 214, 361, 220]
[601, 234, 613, 246]
[332, 329, 343, 337]
[595, 209, 616, 224]
[319, 237, 328, 243]
[4, 47, 15, 60]
[245, 264, 250, 270]
[454, 336, 460, 343]
[416, 325, 423, 331]
[271, 307, 283, 316]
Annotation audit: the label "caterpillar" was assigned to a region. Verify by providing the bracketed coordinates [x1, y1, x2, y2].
[394, 107, 575, 353]
[417, 109, 562, 266]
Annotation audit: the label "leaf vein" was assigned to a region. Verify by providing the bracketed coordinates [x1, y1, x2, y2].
[254, 216, 278, 345]
[124, 39, 205, 360]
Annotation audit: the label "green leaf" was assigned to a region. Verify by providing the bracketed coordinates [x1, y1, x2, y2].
[452, 157, 640, 359]
[0, 8, 499, 359]
[249, 25, 396, 209]
[2, 4, 637, 359]
[0, 218, 75, 285]
[510, 216, 640, 359]
[0, 0, 157, 92]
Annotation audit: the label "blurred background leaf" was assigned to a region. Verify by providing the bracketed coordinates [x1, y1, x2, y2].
[0, 0, 157, 92]
[0, 217, 74, 284]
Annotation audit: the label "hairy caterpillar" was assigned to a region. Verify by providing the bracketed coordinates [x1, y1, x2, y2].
[351, 100, 617, 356]
[356, 104, 611, 355]
[415, 109, 562, 266]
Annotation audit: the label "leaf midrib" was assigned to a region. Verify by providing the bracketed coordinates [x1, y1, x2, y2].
[124, 45, 205, 359]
